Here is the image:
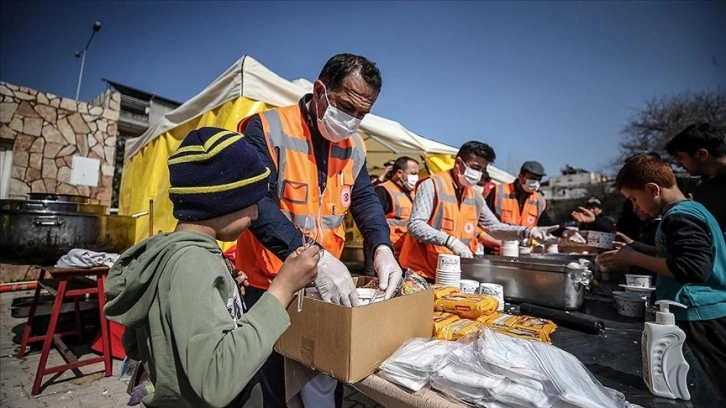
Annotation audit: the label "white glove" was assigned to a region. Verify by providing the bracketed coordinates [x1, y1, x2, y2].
[446, 236, 473, 258]
[315, 251, 360, 307]
[562, 228, 587, 244]
[527, 225, 559, 244]
[372, 245, 403, 300]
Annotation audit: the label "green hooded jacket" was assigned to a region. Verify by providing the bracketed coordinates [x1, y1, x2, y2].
[104, 232, 289, 407]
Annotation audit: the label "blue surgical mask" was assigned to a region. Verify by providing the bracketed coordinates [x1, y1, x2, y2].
[317, 86, 362, 143]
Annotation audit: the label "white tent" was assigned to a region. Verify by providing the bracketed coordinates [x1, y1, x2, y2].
[119, 56, 514, 244]
[124, 55, 514, 182]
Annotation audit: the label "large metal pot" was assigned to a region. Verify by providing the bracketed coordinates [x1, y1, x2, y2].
[461, 256, 593, 310]
[0, 195, 136, 265]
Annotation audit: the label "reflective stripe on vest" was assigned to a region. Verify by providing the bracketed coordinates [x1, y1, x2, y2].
[235, 104, 366, 289]
[399, 170, 479, 280]
[379, 181, 412, 227]
[379, 180, 413, 256]
[494, 183, 545, 227]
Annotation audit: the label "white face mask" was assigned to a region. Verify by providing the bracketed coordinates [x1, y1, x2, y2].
[457, 163, 483, 187]
[523, 179, 540, 192]
[316, 86, 362, 143]
[405, 174, 418, 190]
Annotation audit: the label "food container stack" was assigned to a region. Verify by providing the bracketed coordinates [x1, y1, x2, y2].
[435, 254, 461, 287]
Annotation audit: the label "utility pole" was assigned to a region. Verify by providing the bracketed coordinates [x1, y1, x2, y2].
[74, 21, 102, 101]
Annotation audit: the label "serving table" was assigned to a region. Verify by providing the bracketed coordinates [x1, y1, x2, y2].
[354, 294, 723, 408]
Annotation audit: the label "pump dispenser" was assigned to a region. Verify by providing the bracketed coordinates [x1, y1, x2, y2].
[642, 300, 690, 400]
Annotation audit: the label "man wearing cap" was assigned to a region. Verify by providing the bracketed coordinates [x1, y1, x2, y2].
[570, 197, 617, 233]
[235, 53, 403, 408]
[487, 160, 555, 228]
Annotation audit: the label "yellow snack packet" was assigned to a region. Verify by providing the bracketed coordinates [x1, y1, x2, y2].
[512, 315, 557, 342]
[435, 318, 485, 340]
[435, 293, 499, 319]
[478, 313, 557, 343]
[478, 313, 518, 328]
[432, 285, 460, 300]
[433, 312, 460, 334]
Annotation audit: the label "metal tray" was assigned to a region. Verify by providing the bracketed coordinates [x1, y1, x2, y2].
[460, 255, 593, 310]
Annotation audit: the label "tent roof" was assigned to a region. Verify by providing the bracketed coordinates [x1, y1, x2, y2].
[124, 55, 514, 182]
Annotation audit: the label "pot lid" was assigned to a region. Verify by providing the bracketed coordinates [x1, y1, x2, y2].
[27, 193, 90, 204]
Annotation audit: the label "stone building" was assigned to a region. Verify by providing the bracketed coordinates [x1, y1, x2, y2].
[0, 80, 179, 282]
[0, 81, 120, 205]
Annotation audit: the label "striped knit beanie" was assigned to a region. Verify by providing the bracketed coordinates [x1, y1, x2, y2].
[168, 127, 270, 221]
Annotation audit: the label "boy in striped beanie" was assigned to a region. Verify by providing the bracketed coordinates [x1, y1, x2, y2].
[105, 127, 320, 407]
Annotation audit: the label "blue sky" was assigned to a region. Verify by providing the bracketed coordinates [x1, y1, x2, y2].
[2, 1, 724, 177]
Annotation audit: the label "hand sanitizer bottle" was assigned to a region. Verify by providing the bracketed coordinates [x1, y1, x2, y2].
[642, 300, 690, 400]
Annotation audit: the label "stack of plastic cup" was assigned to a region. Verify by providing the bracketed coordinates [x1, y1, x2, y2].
[435, 254, 461, 287]
[479, 283, 505, 312]
[501, 240, 519, 257]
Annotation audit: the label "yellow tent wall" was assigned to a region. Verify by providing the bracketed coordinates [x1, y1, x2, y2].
[119, 97, 270, 248]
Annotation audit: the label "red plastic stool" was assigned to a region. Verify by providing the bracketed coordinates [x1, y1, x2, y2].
[17, 266, 112, 395]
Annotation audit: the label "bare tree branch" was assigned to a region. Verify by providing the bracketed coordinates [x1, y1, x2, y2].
[614, 88, 726, 170]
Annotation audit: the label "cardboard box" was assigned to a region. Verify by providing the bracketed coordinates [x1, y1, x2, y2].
[275, 277, 434, 383]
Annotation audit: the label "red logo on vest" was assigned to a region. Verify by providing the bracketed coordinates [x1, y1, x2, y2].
[341, 187, 351, 207]
[464, 222, 475, 234]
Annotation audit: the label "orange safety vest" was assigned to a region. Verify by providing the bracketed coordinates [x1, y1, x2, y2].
[235, 104, 366, 290]
[493, 183, 546, 227]
[399, 171, 479, 280]
[377, 180, 413, 257]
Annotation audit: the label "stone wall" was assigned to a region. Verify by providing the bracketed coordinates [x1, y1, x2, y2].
[0, 82, 120, 206]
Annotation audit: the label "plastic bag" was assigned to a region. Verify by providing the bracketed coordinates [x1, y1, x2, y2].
[378, 338, 456, 391]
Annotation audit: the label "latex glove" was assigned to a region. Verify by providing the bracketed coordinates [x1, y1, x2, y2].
[315, 251, 360, 307]
[527, 225, 559, 244]
[372, 245, 403, 300]
[446, 236, 473, 258]
[562, 228, 586, 244]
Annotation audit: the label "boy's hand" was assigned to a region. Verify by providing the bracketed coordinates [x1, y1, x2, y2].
[562, 228, 586, 244]
[234, 271, 250, 296]
[597, 245, 636, 268]
[614, 232, 634, 245]
[571, 207, 596, 223]
[268, 246, 320, 307]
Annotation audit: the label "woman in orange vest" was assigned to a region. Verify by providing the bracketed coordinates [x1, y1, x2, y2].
[399, 142, 559, 280]
[375, 156, 419, 257]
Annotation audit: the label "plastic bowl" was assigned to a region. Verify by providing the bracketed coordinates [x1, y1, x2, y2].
[625, 274, 652, 288]
[613, 291, 648, 318]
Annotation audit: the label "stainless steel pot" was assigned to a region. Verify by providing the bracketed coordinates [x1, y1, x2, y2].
[461, 256, 593, 310]
[0, 195, 135, 265]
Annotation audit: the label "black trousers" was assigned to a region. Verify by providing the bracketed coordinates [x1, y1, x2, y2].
[678, 316, 726, 397]
[245, 286, 343, 408]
